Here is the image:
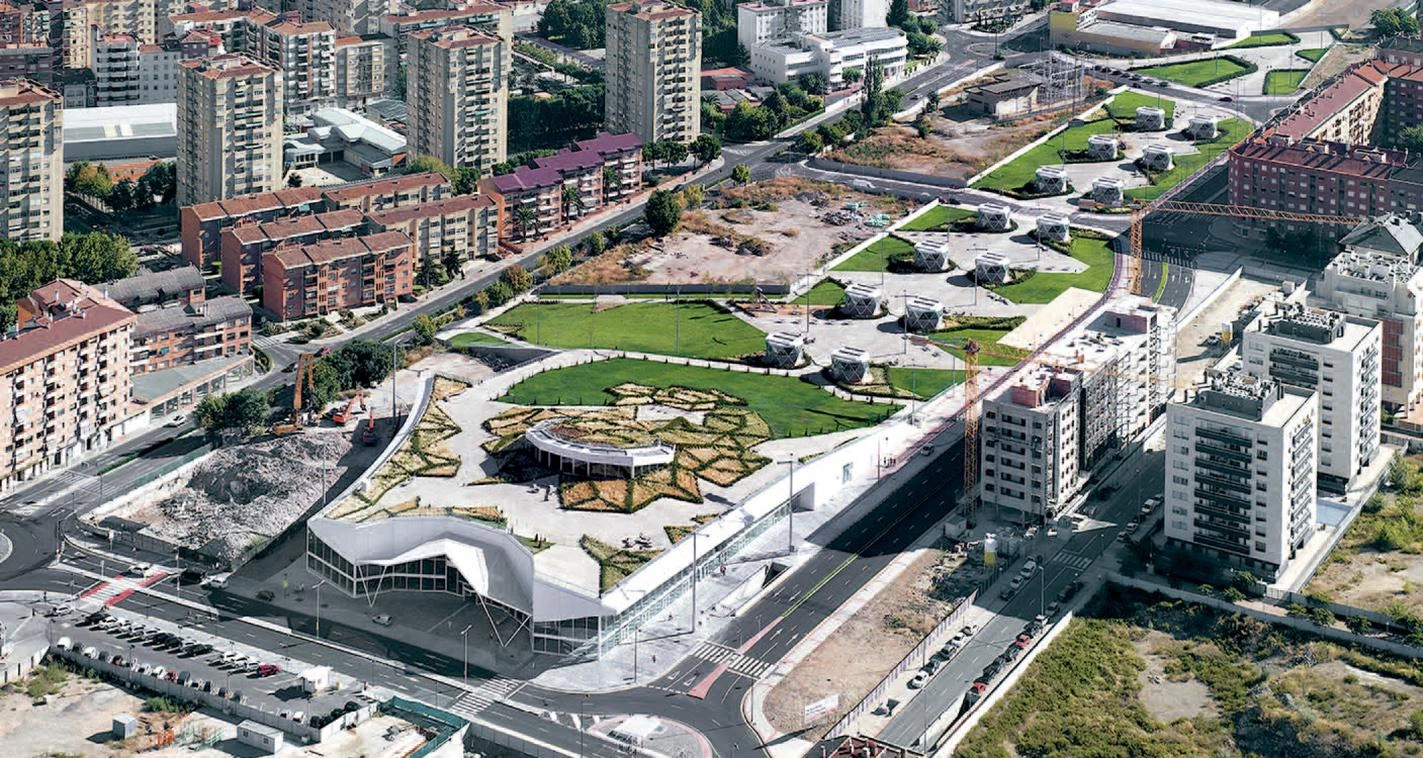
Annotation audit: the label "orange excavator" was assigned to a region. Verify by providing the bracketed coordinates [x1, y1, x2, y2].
[272, 353, 316, 435]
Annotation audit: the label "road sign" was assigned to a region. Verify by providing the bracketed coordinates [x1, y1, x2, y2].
[803, 693, 840, 724]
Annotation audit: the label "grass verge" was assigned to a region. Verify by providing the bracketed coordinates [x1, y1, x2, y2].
[973, 119, 1121, 194]
[1136, 56, 1253, 88]
[1263, 69, 1308, 95]
[833, 236, 917, 272]
[1125, 118, 1251, 202]
[448, 331, 511, 347]
[989, 234, 1115, 303]
[1225, 31, 1299, 48]
[897, 204, 974, 232]
[1104, 90, 1177, 123]
[1296, 47, 1328, 63]
[926, 316, 1029, 366]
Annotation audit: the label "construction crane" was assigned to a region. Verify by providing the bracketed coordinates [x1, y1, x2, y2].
[272, 352, 316, 435]
[961, 339, 982, 525]
[1127, 199, 1366, 295]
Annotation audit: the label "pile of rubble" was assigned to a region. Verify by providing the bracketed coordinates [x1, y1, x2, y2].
[138, 432, 354, 563]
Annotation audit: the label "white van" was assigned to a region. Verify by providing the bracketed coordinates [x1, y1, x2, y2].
[204, 573, 231, 590]
[54, 637, 72, 652]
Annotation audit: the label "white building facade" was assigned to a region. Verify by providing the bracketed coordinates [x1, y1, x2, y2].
[1241, 302, 1382, 492]
[980, 367, 1084, 522]
[747, 27, 906, 86]
[1164, 370, 1318, 582]
[1314, 249, 1423, 412]
[737, 0, 827, 50]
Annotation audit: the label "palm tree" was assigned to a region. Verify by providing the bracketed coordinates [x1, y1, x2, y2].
[562, 184, 585, 220]
[604, 165, 623, 203]
[513, 203, 538, 241]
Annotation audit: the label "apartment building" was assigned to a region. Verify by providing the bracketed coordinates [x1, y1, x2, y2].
[1313, 249, 1423, 412]
[0, 79, 62, 242]
[980, 367, 1084, 522]
[1040, 296, 1175, 465]
[0, 280, 135, 494]
[533, 149, 603, 223]
[1337, 213, 1423, 263]
[261, 230, 414, 319]
[365, 194, 497, 268]
[836, 0, 886, 30]
[56, 0, 156, 70]
[250, 12, 336, 115]
[298, 0, 395, 35]
[483, 166, 561, 241]
[405, 25, 507, 170]
[333, 33, 393, 108]
[180, 185, 325, 267]
[93, 34, 138, 104]
[1241, 300, 1381, 492]
[169, 7, 275, 48]
[95, 31, 220, 105]
[1164, 370, 1318, 582]
[0, 45, 53, 87]
[736, 0, 827, 51]
[605, 1, 700, 144]
[320, 170, 449, 212]
[378, 3, 511, 55]
[0, 2, 46, 46]
[573, 131, 643, 203]
[175, 54, 283, 206]
[747, 26, 907, 86]
[129, 296, 251, 374]
[1228, 52, 1423, 222]
[219, 207, 365, 294]
[104, 265, 204, 309]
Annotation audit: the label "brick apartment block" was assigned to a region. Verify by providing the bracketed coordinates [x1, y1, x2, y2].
[0, 280, 135, 492]
[220, 208, 366, 295]
[261, 230, 414, 319]
[365, 194, 498, 267]
[480, 131, 643, 241]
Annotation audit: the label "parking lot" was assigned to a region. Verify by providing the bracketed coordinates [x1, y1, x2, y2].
[48, 605, 365, 731]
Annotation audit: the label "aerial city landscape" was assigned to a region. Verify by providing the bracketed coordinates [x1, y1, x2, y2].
[3, 0, 1423, 754]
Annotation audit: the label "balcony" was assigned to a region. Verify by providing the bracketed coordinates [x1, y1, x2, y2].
[1193, 531, 1249, 556]
[1194, 517, 1250, 541]
[1196, 426, 1249, 447]
[1195, 440, 1250, 462]
[1195, 455, 1250, 477]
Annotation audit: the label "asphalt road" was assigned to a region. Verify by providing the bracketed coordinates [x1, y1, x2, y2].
[878, 449, 1165, 749]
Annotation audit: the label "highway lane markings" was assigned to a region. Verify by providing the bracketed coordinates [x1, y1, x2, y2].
[79, 571, 169, 608]
[687, 641, 773, 680]
[1051, 553, 1093, 571]
[0, 530, 11, 565]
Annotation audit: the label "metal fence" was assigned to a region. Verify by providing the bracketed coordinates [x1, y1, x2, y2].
[825, 590, 978, 739]
[540, 282, 789, 296]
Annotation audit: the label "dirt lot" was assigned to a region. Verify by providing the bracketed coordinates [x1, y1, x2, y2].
[830, 114, 1057, 181]
[1289, 0, 1400, 31]
[763, 545, 976, 739]
[103, 428, 380, 564]
[1306, 453, 1423, 617]
[555, 178, 907, 286]
[1133, 630, 1217, 723]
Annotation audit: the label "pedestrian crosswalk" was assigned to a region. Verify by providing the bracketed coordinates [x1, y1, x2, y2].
[1051, 552, 1093, 571]
[448, 675, 525, 719]
[79, 572, 168, 608]
[689, 641, 773, 679]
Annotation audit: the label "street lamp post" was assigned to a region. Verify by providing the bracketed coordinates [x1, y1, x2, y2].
[632, 627, 639, 683]
[460, 624, 472, 680]
[689, 532, 699, 632]
[314, 580, 326, 637]
[787, 457, 797, 553]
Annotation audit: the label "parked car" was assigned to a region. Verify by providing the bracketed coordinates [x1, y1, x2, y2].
[127, 563, 154, 577]
[372, 614, 393, 627]
[1020, 560, 1038, 577]
[908, 671, 929, 689]
[256, 663, 281, 677]
[180, 567, 207, 584]
[204, 573, 231, 590]
[150, 666, 166, 679]
[1009, 576, 1024, 591]
[255, 590, 275, 602]
[166, 414, 186, 427]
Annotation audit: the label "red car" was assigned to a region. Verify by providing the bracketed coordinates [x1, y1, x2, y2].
[256, 664, 281, 677]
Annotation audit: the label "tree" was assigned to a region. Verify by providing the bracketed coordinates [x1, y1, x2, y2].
[562, 184, 585, 220]
[512, 204, 538, 241]
[907, 31, 942, 58]
[660, 140, 689, 166]
[194, 394, 227, 433]
[725, 101, 780, 141]
[887, 0, 909, 28]
[915, 113, 933, 138]
[586, 230, 607, 255]
[680, 183, 705, 208]
[1398, 125, 1423, 154]
[66, 161, 113, 199]
[305, 360, 341, 411]
[643, 142, 666, 169]
[405, 154, 455, 181]
[797, 130, 824, 154]
[542, 244, 573, 273]
[602, 165, 621, 199]
[1373, 8, 1420, 37]
[109, 179, 136, 213]
[731, 163, 752, 184]
[60, 231, 137, 282]
[453, 166, 482, 195]
[799, 72, 829, 96]
[412, 313, 439, 345]
[644, 189, 683, 236]
[691, 134, 722, 165]
[486, 280, 514, 306]
[287, 172, 304, 187]
[138, 161, 177, 205]
[926, 89, 941, 115]
[194, 389, 270, 435]
[336, 340, 396, 387]
[473, 290, 491, 312]
[501, 263, 533, 293]
[843, 67, 863, 84]
[443, 247, 464, 279]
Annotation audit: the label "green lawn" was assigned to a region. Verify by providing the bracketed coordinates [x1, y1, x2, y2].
[791, 279, 848, 306]
[990, 236, 1115, 304]
[500, 358, 896, 438]
[1124, 117, 1251, 202]
[1263, 69, 1308, 95]
[1296, 47, 1328, 63]
[486, 301, 766, 360]
[974, 118, 1120, 193]
[1225, 31, 1298, 48]
[448, 331, 510, 347]
[833, 235, 916, 272]
[927, 319, 1029, 367]
[1136, 57, 1251, 87]
[1104, 90, 1177, 123]
[884, 367, 965, 399]
[897, 204, 974, 232]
